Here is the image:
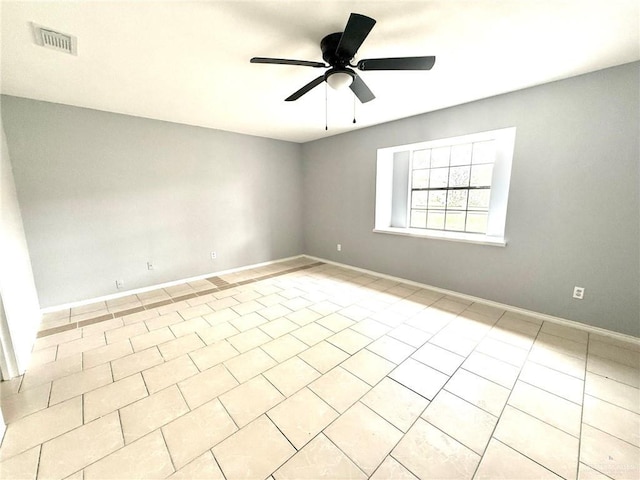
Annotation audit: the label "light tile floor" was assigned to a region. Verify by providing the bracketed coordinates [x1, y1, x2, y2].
[1, 257, 639, 479]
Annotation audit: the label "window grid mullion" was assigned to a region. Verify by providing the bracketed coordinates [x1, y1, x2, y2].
[463, 158, 471, 232]
[409, 142, 492, 233]
[444, 150, 451, 230]
[425, 151, 432, 229]
[411, 186, 490, 192]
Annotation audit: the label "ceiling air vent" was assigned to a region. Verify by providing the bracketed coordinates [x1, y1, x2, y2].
[32, 23, 77, 55]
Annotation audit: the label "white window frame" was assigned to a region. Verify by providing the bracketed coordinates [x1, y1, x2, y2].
[374, 127, 516, 246]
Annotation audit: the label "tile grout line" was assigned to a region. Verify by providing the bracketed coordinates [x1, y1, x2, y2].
[500, 402, 581, 438]
[138, 366, 152, 398]
[45, 378, 53, 410]
[576, 333, 591, 479]
[359, 397, 408, 437]
[491, 438, 563, 478]
[216, 393, 241, 432]
[322, 433, 370, 479]
[186, 348, 205, 374]
[581, 390, 640, 416]
[584, 360, 640, 390]
[209, 450, 228, 480]
[577, 422, 640, 450]
[517, 352, 586, 381]
[466, 315, 544, 480]
[157, 426, 178, 475]
[33, 444, 43, 480]
[263, 411, 298, 456]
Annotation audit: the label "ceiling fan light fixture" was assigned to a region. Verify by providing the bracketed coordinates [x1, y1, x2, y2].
[326, 70, 354, 90]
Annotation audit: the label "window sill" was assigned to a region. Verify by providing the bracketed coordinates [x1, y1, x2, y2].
[373, 227, 507, 247]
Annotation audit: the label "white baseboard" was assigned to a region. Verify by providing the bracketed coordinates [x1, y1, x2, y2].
[303, 255, 640, 346]
[40, 255, 308, 314]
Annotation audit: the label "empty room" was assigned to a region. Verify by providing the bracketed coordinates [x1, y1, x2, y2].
[0, 1, 638, 479]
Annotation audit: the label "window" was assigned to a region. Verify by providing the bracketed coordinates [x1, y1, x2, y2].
[374, 128, 516, 246]
[409, 141, 494, 233]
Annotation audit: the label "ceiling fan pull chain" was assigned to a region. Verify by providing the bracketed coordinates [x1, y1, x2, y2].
[325, 82, 328, 131]
[353, 94, 357, 124]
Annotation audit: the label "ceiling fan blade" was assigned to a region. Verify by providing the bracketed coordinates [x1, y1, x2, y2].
[251, 57, 327, 68]
[349, 73, 375, 103]
[285, 75, 326, 101]
[336, 13, 376, 59]
[357, 56, 436, 71]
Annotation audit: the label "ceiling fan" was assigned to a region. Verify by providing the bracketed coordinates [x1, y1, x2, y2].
[250, 13, 436, 103]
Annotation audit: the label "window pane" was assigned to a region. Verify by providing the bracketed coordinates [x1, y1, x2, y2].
[450, 144, 472, 166]
[412, 169, 430, 188]
[445, 211, 466, 231]
[470, 164, 493, 187]
[427, 210, 445, 230]
[428, 190, 447, 208]
[468, 189, 491, 210]
[429, 167, 449, 188]
[447, 190, 468, 210]
[411, 191, 429, 208]
[431, 147, 450, 168]
[410, 209, 427, 228]
[472, 141, 495, 164]
[413, 149, 430, 169]
[449, 166, 470, 187]
[466, 212, 488, 233]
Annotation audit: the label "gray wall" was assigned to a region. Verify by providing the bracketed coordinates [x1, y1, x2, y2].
[2, 96, 304, 307]
[1, 121, 41, 374]
[302, 62, 640, 337]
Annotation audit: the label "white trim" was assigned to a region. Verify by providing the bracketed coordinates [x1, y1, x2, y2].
[41, 255, 307, 314]
[302, 255, 640, 346]
[373, 227, 506, 247]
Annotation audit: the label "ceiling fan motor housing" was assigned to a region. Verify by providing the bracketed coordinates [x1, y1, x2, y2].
[321, 32, 349, 66]
[321, 32, 357, 88]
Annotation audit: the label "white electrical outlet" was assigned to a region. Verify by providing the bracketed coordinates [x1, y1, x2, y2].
[573, 286, 585, 300]
[337, 244, 342, 252]
[211, 251, 217, 259]
[115, 279, 124, 289]
[147, 261, 154, 270]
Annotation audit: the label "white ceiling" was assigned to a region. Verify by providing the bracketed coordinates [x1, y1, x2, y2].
[1, 1, 638, 143]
